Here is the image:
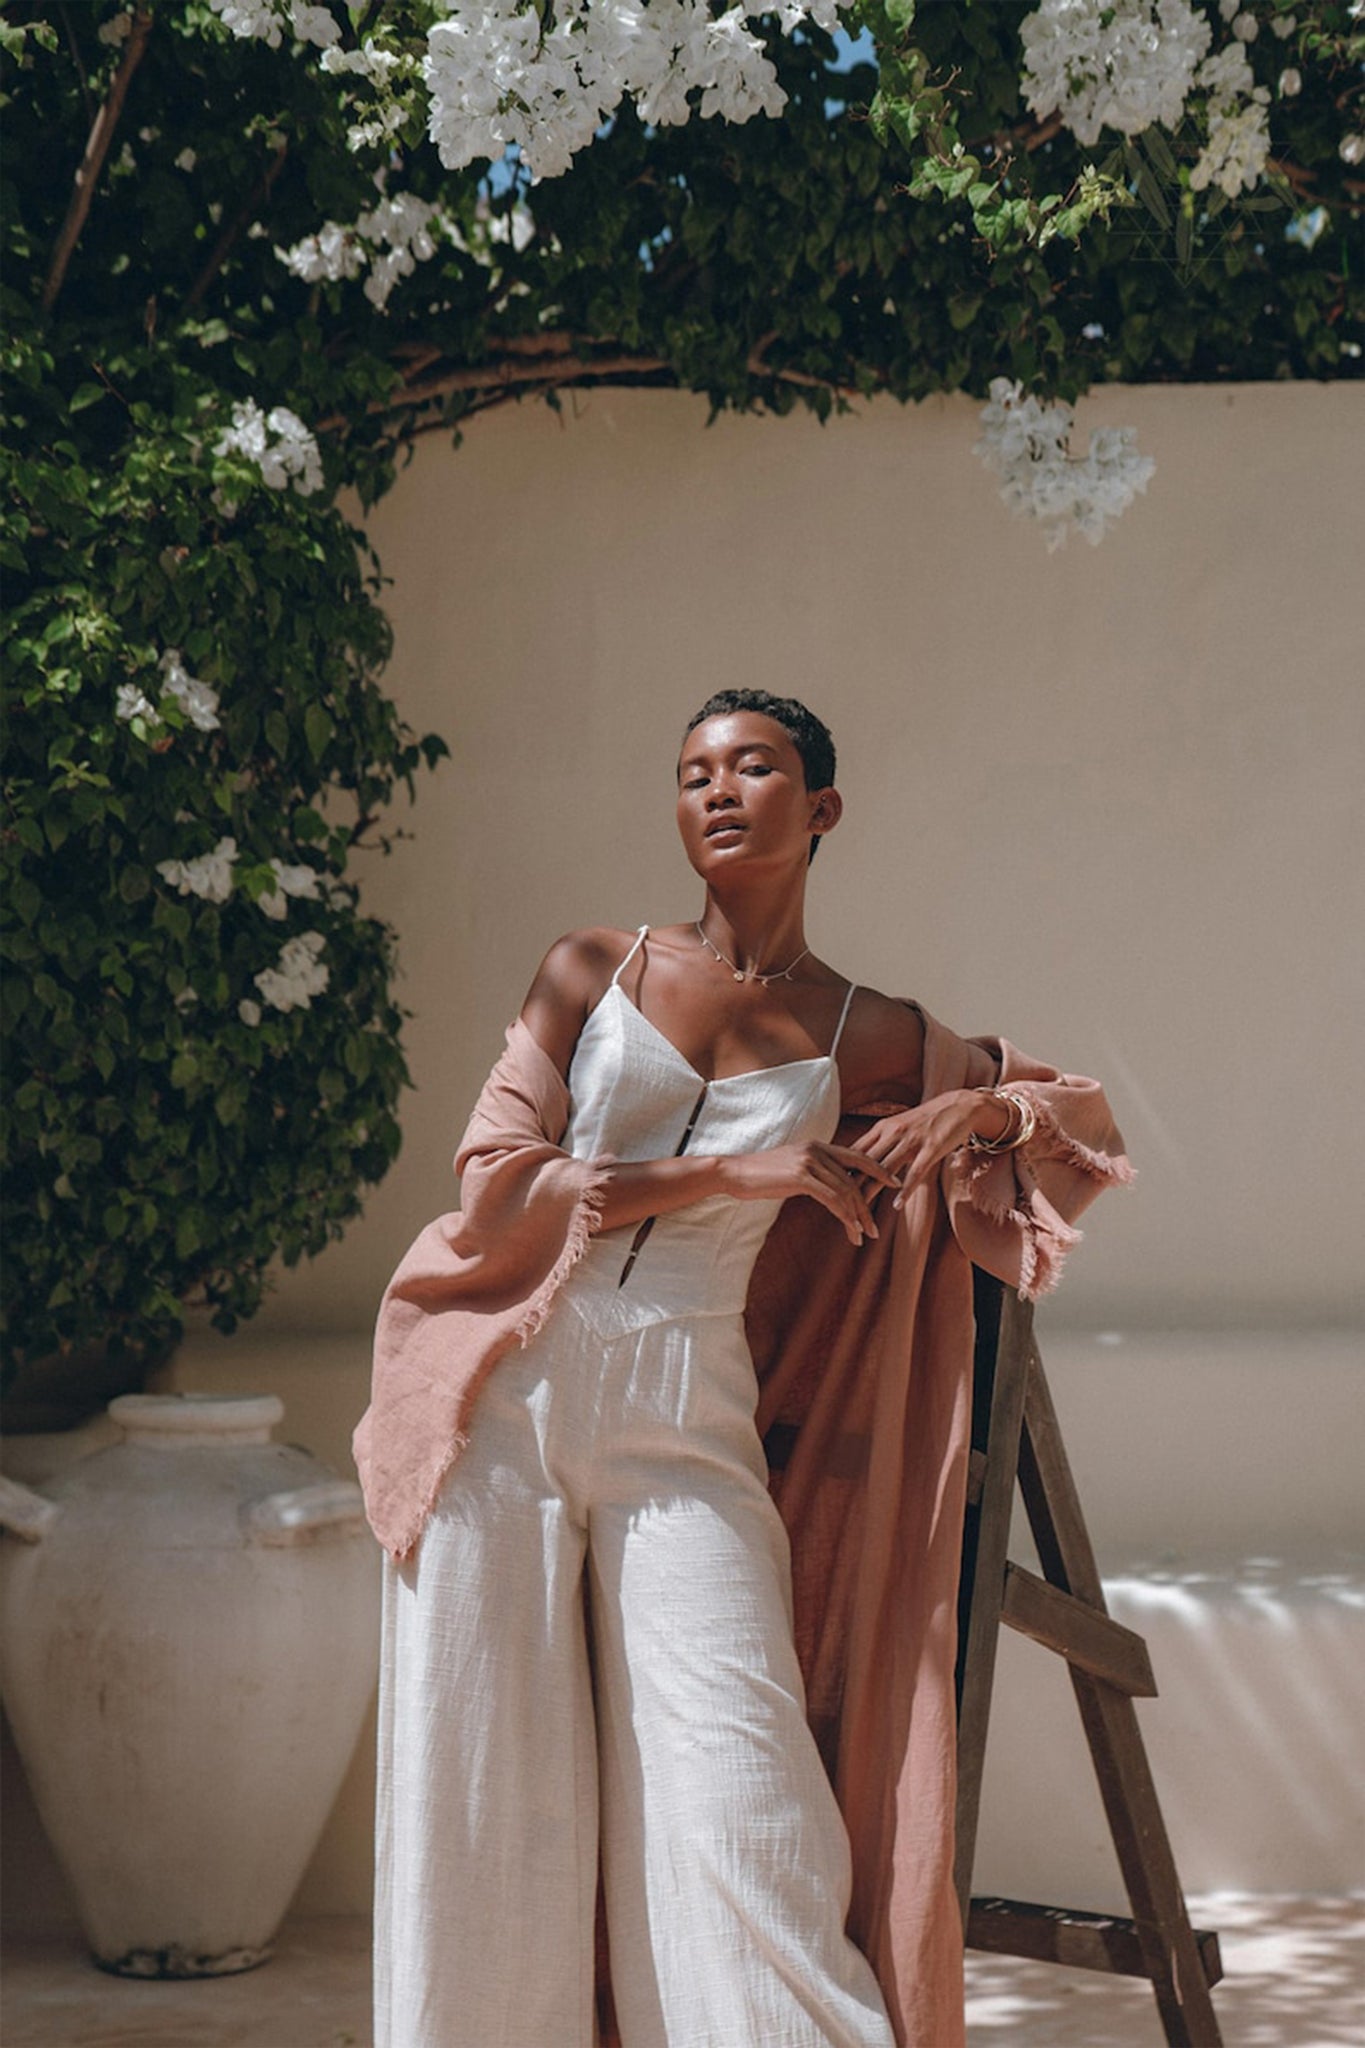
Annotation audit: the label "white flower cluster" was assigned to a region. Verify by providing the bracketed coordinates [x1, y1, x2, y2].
[214, 398, 324, 495]
[115, 648, 222, 734]
[1190, 37, 1270, 196]
[153, 835, 331, 1017]
[208, 0, 339, 51]
[1020, 0, 1212, 145]
[259, 858, 322, 920]
[157, 835, 239, 903]
[252, 929, 330, 1012]
[974, 379, 1156, 551]
[277, 190, 455, 310]
[1023, 1, 1278, 201]
[422, 0, 840, 182]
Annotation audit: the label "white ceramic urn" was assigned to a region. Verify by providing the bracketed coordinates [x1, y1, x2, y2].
[0, 1392, 379, 1976]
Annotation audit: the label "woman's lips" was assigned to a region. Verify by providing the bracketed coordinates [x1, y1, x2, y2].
[704, 820, 746, 839]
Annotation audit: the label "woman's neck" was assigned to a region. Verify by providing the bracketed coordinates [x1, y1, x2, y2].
[697, 881, 810, 981]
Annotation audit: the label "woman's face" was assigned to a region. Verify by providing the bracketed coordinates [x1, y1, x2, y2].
[675, 712, 836, 879]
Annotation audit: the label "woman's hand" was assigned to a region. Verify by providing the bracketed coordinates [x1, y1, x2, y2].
[846, 1090, 1013, 1209]
[719, 1142, 900, 1246]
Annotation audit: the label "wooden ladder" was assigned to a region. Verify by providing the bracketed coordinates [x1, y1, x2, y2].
[955, 1274, 1225, 2046]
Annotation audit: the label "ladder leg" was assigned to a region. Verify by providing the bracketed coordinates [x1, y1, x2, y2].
[1069, 1673, 1223, 2045]
[953, 1287, 1032, 1920]
[1019, 1353, 1222, 2046]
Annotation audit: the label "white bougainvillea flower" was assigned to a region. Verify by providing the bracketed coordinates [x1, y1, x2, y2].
[1191, 39, 1270, 195]
[420, 0, 817, 180]
[276, 189, 457, 311]
[258, 858, 323, 920]
[1020, 0, 1211, 146]
[115, 682, 158, 724]
[156, 836, 239, 904]
[254, 929, 330, 1012]
[158, 648, 221, 732]
[1193, 95, 1271, 194]
[974, 379, 1155, 550]
[215, 398, 324, 495]
[238, 998, 263, 1027]
[209, 0, 339, 48]
[319, 37, 402, 82]
[210, 0, 286, 46]
[289, 1, 340, 48]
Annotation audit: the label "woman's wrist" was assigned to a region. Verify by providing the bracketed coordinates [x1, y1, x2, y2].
[966, 1087, 1036, 1154]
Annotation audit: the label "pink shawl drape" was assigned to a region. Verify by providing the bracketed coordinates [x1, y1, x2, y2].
[354, 1003, 1132, 2048]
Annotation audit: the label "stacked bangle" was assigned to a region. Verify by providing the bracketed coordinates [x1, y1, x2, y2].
[967, 1088, 1037, 1155]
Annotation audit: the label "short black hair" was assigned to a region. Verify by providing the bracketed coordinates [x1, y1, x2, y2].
[681, 690, 836, 862]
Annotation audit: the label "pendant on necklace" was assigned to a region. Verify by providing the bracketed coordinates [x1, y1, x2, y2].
[733, 970, 744, 982]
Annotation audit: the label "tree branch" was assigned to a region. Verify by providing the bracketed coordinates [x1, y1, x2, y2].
[183, 137, 290, 315]
[314, 345, 673, 432]
[58, 4, 96, 131]
[40, 4, 152, 317]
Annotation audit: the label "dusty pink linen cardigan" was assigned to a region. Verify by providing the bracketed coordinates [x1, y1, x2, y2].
[354, 1002, 1132, 2048]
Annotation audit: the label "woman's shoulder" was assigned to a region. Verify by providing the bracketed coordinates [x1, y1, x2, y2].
[534, 925, 642, 988]
[838, 982, 927, 1105]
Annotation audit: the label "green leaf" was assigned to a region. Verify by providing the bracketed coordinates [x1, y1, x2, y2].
[305, 704, 336, 762]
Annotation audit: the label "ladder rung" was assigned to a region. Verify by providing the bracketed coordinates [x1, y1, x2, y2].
[1001, 1562, 1158, 1697]
[967, 1896, 1224, 1986]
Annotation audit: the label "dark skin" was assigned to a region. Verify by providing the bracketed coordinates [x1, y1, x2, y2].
[521, 711, 1012, 1247]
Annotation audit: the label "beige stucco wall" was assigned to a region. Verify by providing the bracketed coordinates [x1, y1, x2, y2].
[265, 377, 1363, 1335]
[5, 379, 1362, 1939]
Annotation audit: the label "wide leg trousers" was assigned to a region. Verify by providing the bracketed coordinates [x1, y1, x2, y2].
[374, 1278, 894, 2048]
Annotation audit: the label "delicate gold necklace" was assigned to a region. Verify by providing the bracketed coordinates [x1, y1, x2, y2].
[695, 921, 812, 986]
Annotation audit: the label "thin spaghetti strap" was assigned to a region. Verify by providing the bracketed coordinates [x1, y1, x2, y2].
[609, 925, 649, 989]
[829, 980, 858, 1059]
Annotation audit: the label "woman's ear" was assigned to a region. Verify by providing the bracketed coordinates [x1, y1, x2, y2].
[809, 787, 843, 840]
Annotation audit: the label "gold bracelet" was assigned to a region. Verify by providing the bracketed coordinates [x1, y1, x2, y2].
[967, 1088, 1036, 1154]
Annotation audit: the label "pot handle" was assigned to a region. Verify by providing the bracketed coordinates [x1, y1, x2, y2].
[0, 1476, 61, 1543]
[243, 1478, 369, 1547]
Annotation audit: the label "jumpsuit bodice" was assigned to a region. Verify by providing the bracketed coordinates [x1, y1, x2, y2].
[561, 932, 852, 1329]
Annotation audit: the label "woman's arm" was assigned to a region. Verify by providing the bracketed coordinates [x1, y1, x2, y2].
[518, 931, 897, 1245]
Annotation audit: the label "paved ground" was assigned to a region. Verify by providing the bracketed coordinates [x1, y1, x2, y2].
[3, 1895, 1361, 2047]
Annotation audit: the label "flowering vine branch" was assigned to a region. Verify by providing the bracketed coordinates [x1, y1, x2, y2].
[40, 1, 151, 313]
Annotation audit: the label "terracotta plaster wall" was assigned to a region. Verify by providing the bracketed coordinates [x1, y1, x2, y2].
[264, 379, 1363, 1336]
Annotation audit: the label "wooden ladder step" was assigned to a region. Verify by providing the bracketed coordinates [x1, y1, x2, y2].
[967, 1897, 1224, 1986]
[1000, 1562, 1158, 1696]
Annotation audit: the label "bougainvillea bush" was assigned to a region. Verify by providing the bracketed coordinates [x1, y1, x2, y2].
[1, 1, 1359, 1403]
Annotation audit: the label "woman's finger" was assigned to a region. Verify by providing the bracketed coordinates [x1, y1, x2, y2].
[825, 1142, 899, 1187]
[806, 1156, 880, 1242]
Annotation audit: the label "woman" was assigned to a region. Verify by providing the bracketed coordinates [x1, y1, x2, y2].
[355, 690, 1132, 2048]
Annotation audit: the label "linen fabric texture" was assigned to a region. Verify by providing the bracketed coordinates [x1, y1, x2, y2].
[376, 976, 894, 2047]
[354, 997, 1132, 2048]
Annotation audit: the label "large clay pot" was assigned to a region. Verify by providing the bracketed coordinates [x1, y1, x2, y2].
[0, 1392, 379, 1976]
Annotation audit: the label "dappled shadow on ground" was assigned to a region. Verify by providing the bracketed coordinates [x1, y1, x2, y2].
[965, 1893, 1365, 2047]
[2, 1895, 1360, 2046]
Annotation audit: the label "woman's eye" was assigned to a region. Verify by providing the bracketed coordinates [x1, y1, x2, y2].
[741, 765, 772, 777]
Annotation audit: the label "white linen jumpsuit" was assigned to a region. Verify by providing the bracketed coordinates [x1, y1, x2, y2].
[374, 930, 895, 2048]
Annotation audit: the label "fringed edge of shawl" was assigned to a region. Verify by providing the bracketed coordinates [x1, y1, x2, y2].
[960, 1170, 1082, 1302]
[379, 1163, 613, 1565]
[1014, 1090, 1138, 1187]
[512, 1165, 611, 1347]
